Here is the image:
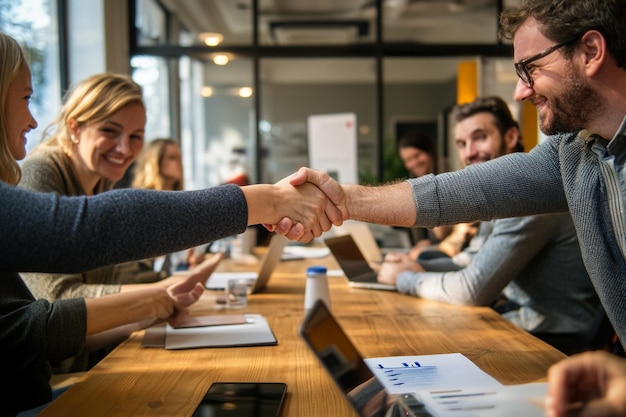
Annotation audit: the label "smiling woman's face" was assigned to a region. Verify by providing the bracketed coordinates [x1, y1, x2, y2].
[5, 64, 38, 160]
[399, 146, 434, 178]
[70, 102, 146, 182]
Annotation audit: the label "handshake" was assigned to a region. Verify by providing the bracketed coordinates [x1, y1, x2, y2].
[253, 167, 348, 243]
[246, 166, 415, 243]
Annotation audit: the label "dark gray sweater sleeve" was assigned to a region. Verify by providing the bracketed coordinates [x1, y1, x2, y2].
[0, 271, 87, 414]
[1, 182, 248, 273]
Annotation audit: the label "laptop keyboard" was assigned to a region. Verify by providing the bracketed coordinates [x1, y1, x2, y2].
[398, 393, 434, 417]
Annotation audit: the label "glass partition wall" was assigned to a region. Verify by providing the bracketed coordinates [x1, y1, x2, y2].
[130, 0, 513, 189]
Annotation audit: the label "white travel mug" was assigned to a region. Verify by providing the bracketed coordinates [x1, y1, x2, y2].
[304, 265, 331, 312]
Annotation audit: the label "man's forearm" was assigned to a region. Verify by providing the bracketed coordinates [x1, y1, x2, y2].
[343, 181, 416, 227]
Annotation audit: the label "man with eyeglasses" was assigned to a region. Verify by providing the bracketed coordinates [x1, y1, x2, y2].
[277, 1, 626, 416]
[513, 37, 580, 91]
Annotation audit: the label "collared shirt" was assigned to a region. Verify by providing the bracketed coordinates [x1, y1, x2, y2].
[595, 116, 626, 259]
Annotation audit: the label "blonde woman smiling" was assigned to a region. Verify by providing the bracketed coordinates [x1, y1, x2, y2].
[18, 74, 223, 371]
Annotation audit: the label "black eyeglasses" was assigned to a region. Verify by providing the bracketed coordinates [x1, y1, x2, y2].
[514, 37, 579, 88]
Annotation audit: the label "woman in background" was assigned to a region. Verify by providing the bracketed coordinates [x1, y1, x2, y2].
[396, 131, 475, 258]
[132, 137, 184, 191]
[131, 137, 209, 270]
[397, 131, 438, 179]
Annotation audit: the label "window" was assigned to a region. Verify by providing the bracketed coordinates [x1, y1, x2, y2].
[130, 0, 515, 185]
[0, 0, 61, 152]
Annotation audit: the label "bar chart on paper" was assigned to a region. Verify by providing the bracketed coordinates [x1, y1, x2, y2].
[377, 364, 438, 388]
[364, 353, 500, 394]
[363, 353, 547, 417]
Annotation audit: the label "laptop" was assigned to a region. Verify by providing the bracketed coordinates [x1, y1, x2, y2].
[205, 233, 288, 293]
[324, 234, 396, 291]
[330, 221, 412, 264]
[300, 300, 428, 417]
[330, 220, 384, 263]
[301, 300, 548, 417]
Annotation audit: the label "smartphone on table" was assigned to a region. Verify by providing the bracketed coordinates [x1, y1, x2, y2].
[191, 382, 287, 417]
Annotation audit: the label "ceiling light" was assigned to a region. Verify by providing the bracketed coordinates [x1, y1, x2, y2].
[201, 86, 214, 97]
[200, 32, 223, 46]
[213, 54, 230, 65]
[238, 87, 253, 98]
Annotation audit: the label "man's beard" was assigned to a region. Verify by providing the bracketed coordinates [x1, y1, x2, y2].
[538, 66, 600, 135]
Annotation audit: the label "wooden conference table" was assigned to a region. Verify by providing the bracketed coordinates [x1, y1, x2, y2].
[40, 248, 566, 417]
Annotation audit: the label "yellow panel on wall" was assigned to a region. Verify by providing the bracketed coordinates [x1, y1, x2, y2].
[457, 60, 478, 105]
[521, 100, 538, 150]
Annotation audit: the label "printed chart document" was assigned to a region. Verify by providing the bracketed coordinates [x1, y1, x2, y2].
[364, 353, 500, 394]
[364, 353, 547, 417]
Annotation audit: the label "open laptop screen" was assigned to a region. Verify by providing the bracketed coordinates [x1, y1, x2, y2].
[206, 234, 288, 292]
[324, 234, 376, 278]
[325, 234, 396, 291]
[300, 300, 391, 417]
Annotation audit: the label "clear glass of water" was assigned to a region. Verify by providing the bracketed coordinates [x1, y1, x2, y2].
[226, 279, 249, 308]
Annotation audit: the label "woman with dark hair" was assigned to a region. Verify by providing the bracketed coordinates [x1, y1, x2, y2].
[397, 131, 438, 178]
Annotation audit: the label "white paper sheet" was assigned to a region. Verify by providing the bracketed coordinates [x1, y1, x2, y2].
[416, 382, 547, 417]
[282, 246, 330, 259]
[364, 353, 501, 394]
[205, 271, 258, 289]
[364, 354, 547, 417]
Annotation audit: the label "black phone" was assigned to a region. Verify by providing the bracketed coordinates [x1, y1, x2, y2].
[191, 382, 287, 417]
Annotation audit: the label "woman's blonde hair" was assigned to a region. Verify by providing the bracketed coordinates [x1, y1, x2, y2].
[40, 73, 145, 153]
[0, 33, 28, 185]
[131, 138, 184, 190]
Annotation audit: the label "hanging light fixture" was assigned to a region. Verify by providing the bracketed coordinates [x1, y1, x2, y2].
[199, 32, 224, 46]
[238, 87, 253, 98]
[201, 86, 214, 97]
[212, 53, 230, 65]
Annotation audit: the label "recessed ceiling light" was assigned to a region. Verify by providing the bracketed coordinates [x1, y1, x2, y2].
[201, 86, 214, 97]
[238, 87, 253, 98]
[213, 54, 230, 65]
[199, 32, 224, 46]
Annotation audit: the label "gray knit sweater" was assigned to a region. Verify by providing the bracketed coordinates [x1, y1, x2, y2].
[408, 124, 626, 349]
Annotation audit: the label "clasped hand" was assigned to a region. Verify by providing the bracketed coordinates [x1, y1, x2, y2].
[377, 252, 424, 285]
[267, 167, 349, 242]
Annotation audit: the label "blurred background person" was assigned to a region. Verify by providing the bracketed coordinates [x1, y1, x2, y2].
[397, 130, 438, 178]
[132, 137, 184, 191]
[131, 137, 211, 271]
[397, 130, 475, 258]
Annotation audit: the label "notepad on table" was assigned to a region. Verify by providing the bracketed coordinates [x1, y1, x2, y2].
[142, 314, 277, 350]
